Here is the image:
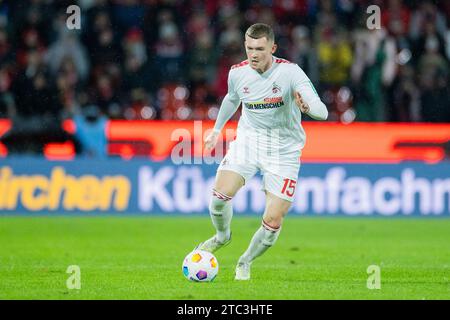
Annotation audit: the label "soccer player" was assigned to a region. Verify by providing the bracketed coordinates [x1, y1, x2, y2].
[197, 23, 328, 280]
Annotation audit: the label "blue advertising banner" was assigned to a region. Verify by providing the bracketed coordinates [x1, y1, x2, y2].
[0, 159, 449, 216]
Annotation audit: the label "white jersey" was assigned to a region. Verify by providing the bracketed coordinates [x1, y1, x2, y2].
[227, 56, 322, 155]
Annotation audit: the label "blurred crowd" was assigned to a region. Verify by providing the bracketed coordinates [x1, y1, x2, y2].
[0, 0, 450, 131]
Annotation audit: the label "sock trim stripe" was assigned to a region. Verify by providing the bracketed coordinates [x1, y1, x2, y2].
[212, 189, 232, 201]
[262, 220, 280, 232]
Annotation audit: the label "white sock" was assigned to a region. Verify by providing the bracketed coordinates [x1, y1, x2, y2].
[209, 189, 233, 242]
[239, 220, 281, 264]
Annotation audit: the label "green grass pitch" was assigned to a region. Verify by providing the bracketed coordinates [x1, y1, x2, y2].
[0, 216, 449, 300]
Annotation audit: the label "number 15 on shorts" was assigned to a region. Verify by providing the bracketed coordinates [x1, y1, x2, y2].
[281, 178, 297, 197]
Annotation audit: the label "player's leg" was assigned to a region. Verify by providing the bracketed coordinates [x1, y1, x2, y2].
[235, 172, 297, 280]
[197, 139, 257, 253]
[210, 169, 244, 240]
[196, 170, 246, 253]
[235, 191, 291, 280]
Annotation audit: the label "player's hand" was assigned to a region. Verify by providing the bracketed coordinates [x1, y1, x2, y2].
[294, 91, 310, 114]
[204, 130, 220, 151]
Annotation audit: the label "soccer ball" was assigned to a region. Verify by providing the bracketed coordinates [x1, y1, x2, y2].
[182, 250, 219, 282]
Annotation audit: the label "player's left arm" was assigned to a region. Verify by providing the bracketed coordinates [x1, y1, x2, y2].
[291, 64, 328, 120]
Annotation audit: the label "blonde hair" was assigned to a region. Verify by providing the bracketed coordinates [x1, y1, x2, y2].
[245, 23, 275, 43]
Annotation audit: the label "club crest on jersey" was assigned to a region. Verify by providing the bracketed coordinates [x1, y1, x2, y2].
[272, 82, 282, 94]
[243, 87, 250, 94]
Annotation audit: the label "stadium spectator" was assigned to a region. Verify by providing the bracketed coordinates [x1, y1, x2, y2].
[0, 65, 15, 118]
[122, 51, 151, 94]
[317, 28, 353, 88]
[113, 0, 146, 34]
[289, 25, 319, 86]
[0, 28, 13, 65]
[386, 64, 420, 122]
[83, 9, 123, 74]
[187, 29, 217, 86]
[409, 0, 447, 41]
[91, 73, 122, 118]
[0, 0, 449, 137]
[381, 0, 411, 38]
[413, 20, 448, 67]
[419, 67, 450, 123]
[0, 0, 9, 30]
[121, 27, 153, 94]
[1, 65, 80, 154]
[73, 104, 108, 158]
[46, 32, 90, 82]
[154, 15, 185, 84]
[16, 29, 46, 69]
[351, 27, 397, 121]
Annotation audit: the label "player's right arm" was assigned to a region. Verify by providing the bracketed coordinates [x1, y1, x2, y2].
[204, 70, 241, 150]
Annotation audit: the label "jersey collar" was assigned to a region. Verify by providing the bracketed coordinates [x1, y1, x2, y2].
[255, 56, 277, 78]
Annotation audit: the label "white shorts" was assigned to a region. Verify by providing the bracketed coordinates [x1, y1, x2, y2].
[217, 139, 301, 202]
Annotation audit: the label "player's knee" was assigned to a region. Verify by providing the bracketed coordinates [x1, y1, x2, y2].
[209, 189, 232, 212]
[264, 196, 291, 228]
[261, 219, 281, 246]
[213, 185, 238, 198]
[263, 215, 283, 230]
